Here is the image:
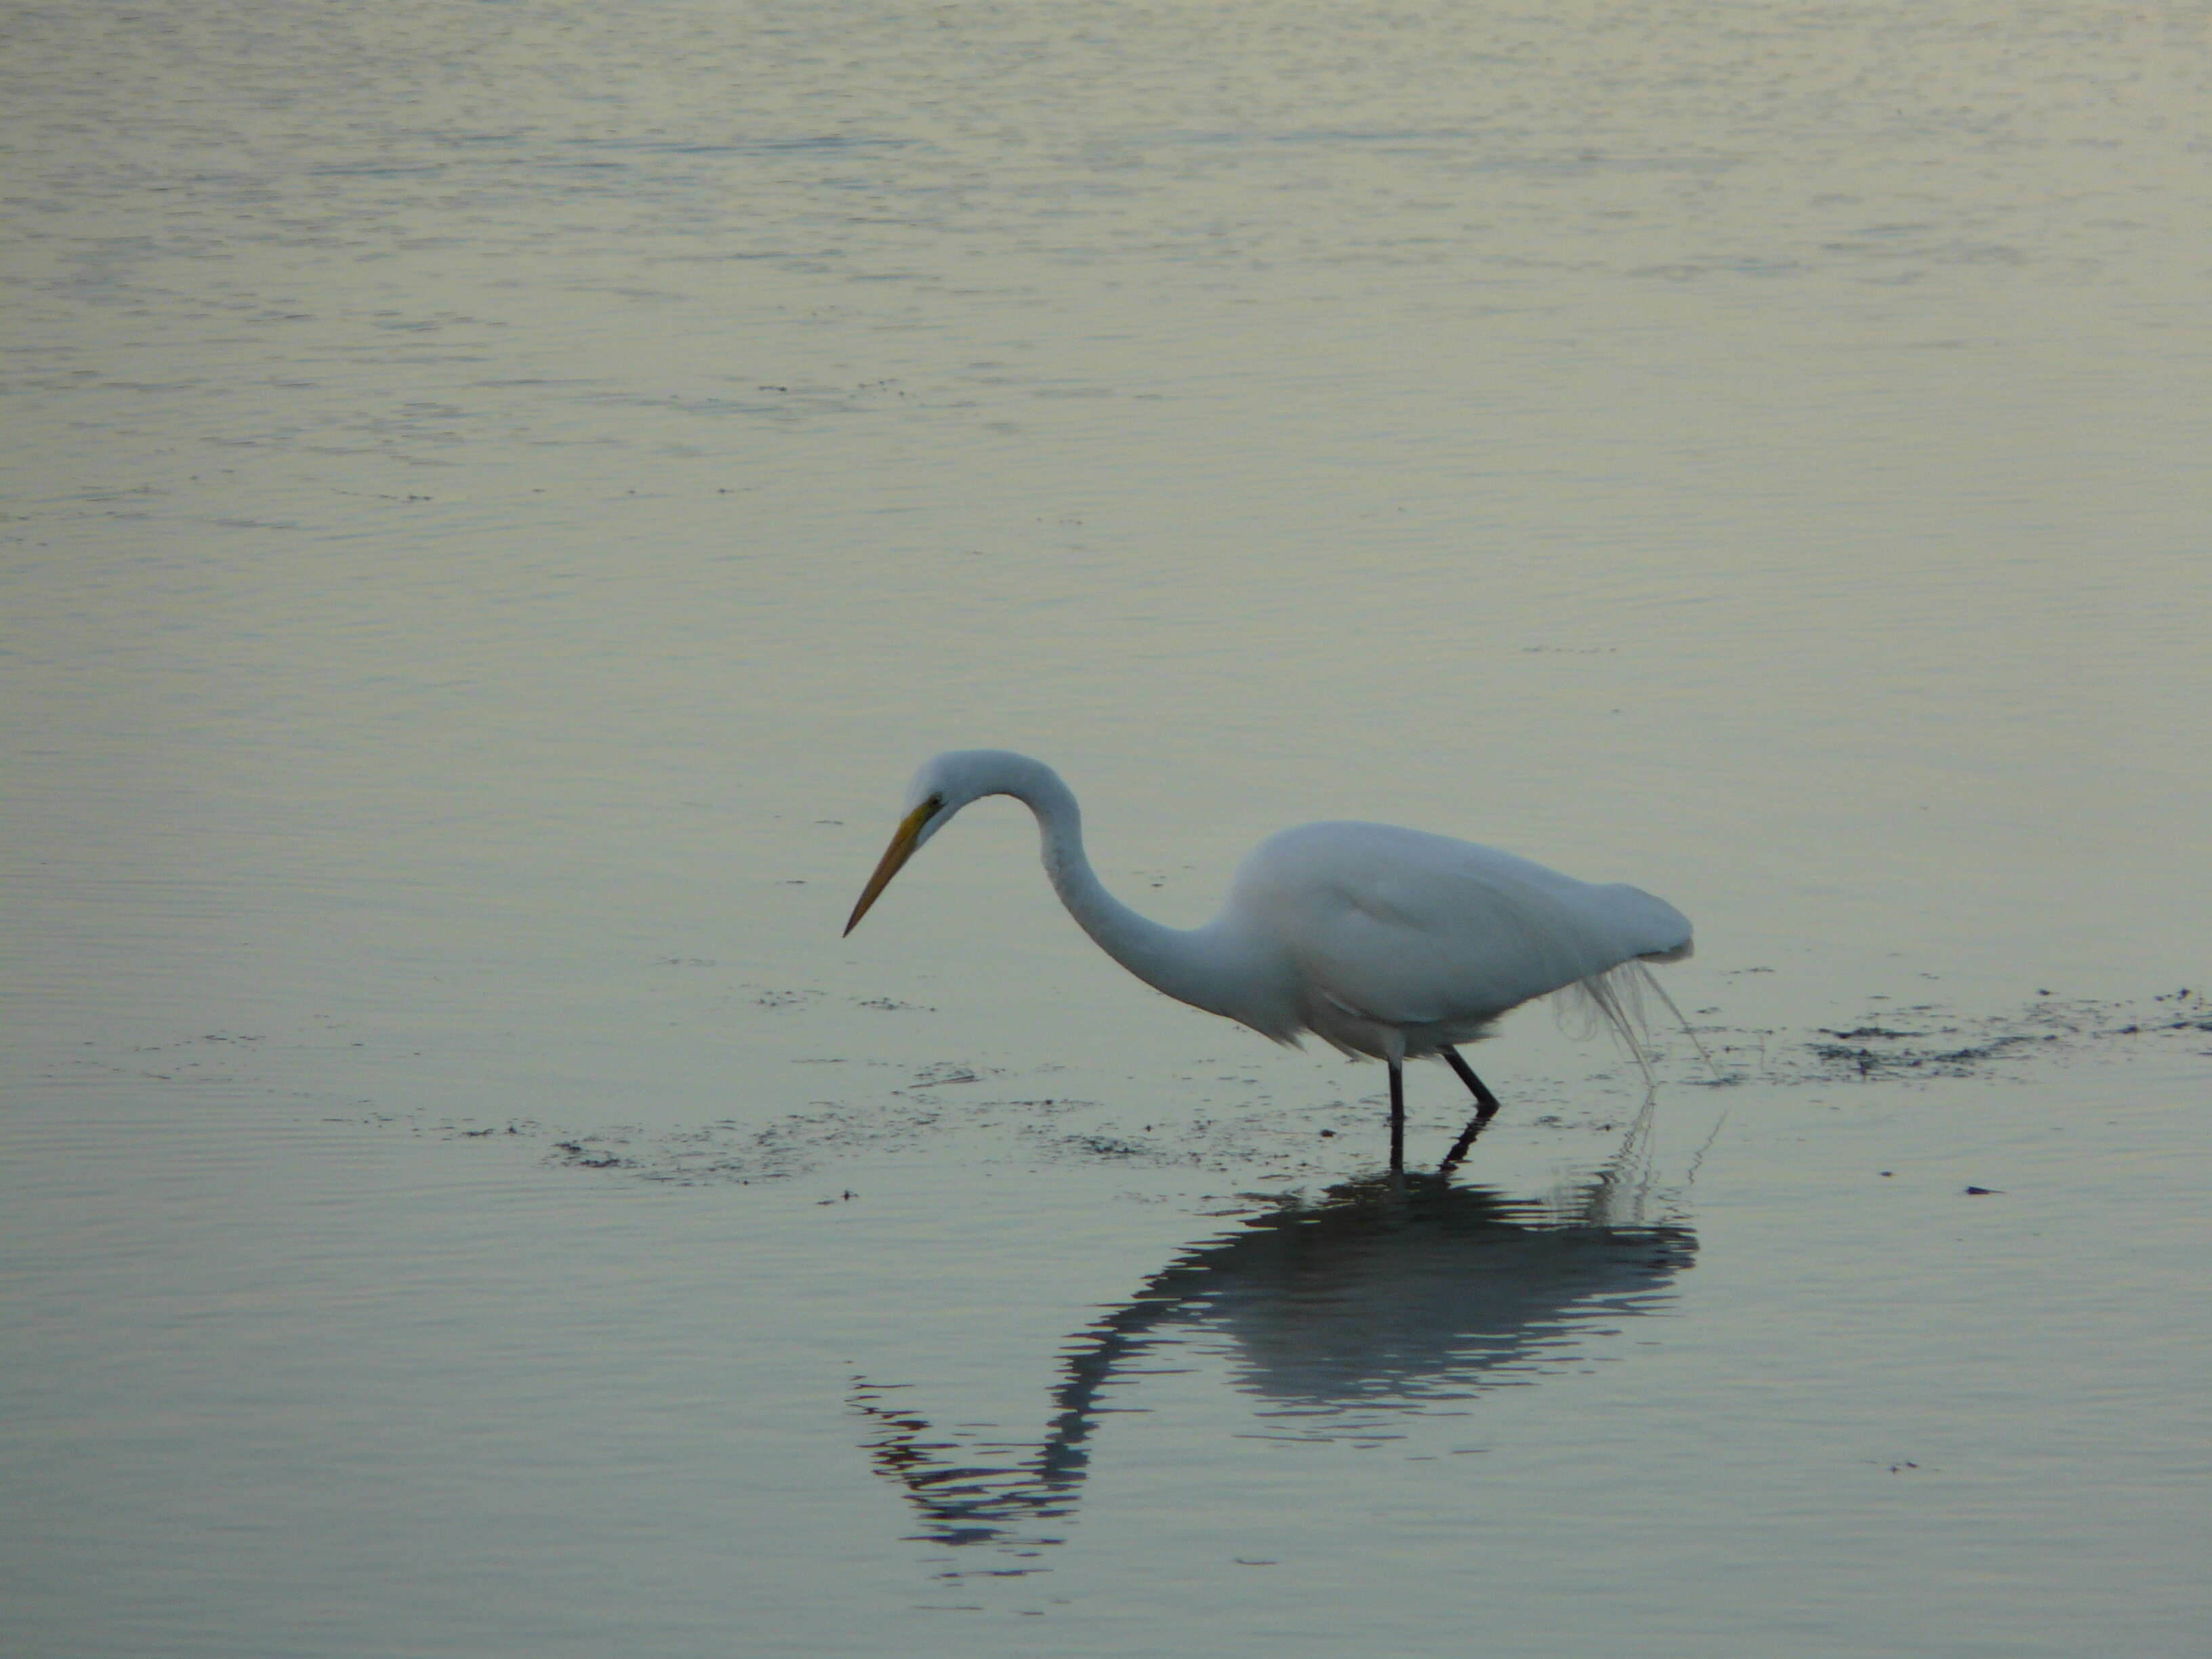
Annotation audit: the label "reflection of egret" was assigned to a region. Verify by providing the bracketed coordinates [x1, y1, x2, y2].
[852, 1118, 1694, 1559]
[845, 751, 1696, 1168]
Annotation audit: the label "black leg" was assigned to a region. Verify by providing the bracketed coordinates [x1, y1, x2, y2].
[1439, 1047, 1504, 1171]
[1387, 1054, 1406, 1174]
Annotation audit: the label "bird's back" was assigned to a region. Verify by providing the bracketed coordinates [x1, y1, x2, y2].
[1223, 821, 1691, 1055]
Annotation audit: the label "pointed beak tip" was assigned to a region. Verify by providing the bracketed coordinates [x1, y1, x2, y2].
[843, 801, 933, 941]
[841, 891, 877, 937]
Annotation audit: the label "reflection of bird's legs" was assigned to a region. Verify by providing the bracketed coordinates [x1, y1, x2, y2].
[1387, 1054, 1406, 1174]
[1439, 1048, 1504, 1171]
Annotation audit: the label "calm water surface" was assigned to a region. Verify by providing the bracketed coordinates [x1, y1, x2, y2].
[5, 2, 2209, 1654]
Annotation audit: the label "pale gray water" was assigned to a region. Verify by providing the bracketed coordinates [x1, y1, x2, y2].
[5, 1, 2209, 1654]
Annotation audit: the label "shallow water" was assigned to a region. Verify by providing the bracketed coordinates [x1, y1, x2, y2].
[5, 1, 2209, 1654]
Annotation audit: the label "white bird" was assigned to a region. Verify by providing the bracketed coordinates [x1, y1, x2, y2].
[844, 750, 1694, 1170]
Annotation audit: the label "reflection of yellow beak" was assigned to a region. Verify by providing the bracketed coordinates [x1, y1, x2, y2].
[844, 801, 937, 936]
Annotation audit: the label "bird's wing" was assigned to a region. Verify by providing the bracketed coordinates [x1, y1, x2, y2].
[1235, 823, 1689, 1029]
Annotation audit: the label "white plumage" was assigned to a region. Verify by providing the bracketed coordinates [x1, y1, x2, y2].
[1226, 819, 1690, 1059]
[844, 750, 1694, 1168]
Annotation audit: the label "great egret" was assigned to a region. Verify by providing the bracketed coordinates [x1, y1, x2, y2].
[844, 750, 1694, 1170]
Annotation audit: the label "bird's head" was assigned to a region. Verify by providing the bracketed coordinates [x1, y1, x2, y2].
[842, 750, 1040, 936]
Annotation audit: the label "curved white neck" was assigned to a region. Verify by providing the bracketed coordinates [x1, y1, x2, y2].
[993, 761, 1242, 1023]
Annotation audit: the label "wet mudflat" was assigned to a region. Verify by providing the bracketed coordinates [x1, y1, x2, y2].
[5, 2, 2209, 1654]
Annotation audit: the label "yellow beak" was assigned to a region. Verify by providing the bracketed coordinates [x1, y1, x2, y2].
[844, 800, 937, 935]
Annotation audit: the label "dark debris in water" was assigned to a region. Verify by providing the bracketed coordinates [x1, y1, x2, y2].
[754, 989, 822, 1010]
[1747, 989, 2212, 1086]
[1807, 1029, 2052, 1080]
[334, 987, 2211, 1188]
[392, 1086, 1324, 1187]
[906, 1062, 992, 1088]
[552, 1140, 632, 1170]
[1024, 1130, 1176, 1165]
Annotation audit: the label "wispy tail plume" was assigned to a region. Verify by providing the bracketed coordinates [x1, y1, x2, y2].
[1557, 961, 1722, 1084]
